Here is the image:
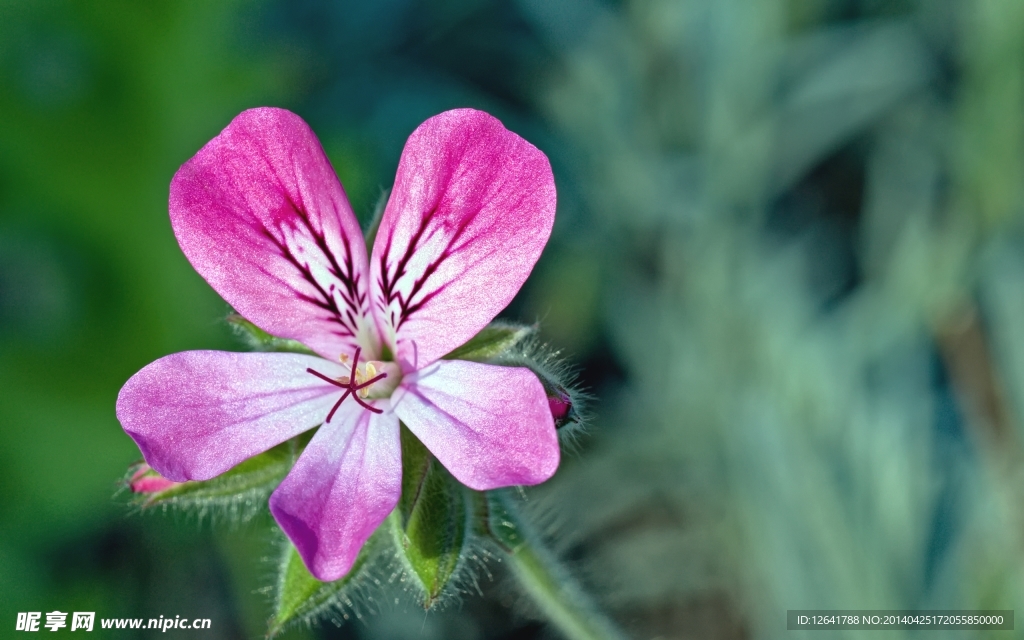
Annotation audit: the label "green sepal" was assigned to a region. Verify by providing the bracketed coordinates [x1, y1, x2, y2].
[267, 535, 374, 637]
[391, 425, 471, 608]
[443, 321, 537, 362]
[480, 490, 526, 553]
[227, 314, 316, 355]
[131, 433, 310, 517]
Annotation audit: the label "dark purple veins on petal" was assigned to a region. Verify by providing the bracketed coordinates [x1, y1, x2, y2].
[260, 199, 368, 340]
[375, 205, 475, 331]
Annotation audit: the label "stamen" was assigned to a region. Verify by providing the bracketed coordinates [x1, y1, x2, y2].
[356, 373, 387, 389]
[307, 348, 388, 420]
[361, 362, 377, 399]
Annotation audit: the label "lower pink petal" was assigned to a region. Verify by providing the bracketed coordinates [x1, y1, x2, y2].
[116, 351, 345, 482]
[270, 402, 401, 581]
[392, 360, 559, 490]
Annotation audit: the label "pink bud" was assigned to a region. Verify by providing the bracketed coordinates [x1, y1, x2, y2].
[128, 463, 180, 494]
[547, 386, 575, 429]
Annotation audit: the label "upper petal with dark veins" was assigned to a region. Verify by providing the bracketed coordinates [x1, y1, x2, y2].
[369, 109, 556, 370]
[171, 107, 377, 361]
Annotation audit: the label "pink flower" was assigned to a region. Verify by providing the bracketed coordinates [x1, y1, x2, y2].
[116, 108, 559, 580]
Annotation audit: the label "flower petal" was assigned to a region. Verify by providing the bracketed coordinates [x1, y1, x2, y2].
[392, 360, 559, 490]
[270, 402, 401, 581]
[370, 109, 556, 369]
[171, 107, 377, 361]
[116, 351, 345, 482]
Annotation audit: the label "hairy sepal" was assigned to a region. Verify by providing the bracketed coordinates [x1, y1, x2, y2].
[443, 321, 537, 362]
[493, 339, 589, 444]
[475, 489, 526, 553]
[390, 424, 472, 609]
[267, 534, 377, 637]
[227, 314, 317, 355]
[128, 434, 310, 521]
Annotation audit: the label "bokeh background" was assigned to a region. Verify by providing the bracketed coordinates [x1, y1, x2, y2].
[4, 0, 1024, 638]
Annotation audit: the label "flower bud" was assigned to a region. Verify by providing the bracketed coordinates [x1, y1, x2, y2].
[127, 462, 180, 494]
[547, 384, 577, 430]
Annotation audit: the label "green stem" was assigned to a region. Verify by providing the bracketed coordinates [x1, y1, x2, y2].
[485, 493, 626, 640]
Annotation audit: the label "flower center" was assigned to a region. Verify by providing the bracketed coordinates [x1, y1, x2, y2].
[306, 347, 400, 422]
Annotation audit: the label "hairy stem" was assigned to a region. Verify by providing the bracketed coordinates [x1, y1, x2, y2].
[485, 493, 626, 640]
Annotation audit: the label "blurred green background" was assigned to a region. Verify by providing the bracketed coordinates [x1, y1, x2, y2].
[4, 0, 1024, 638]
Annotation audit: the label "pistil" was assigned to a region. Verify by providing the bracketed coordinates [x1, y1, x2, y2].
[307, 347, 388, 420]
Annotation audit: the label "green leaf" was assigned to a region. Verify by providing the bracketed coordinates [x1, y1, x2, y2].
[227, 314, 316, 355]
[134, 434, 310, 518]
[443, 321, 537, 362]
[391, 425, 471, 608]
[267, 538, 372, 637]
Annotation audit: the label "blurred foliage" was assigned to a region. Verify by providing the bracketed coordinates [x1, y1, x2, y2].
[3, 0, 1024, 638]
